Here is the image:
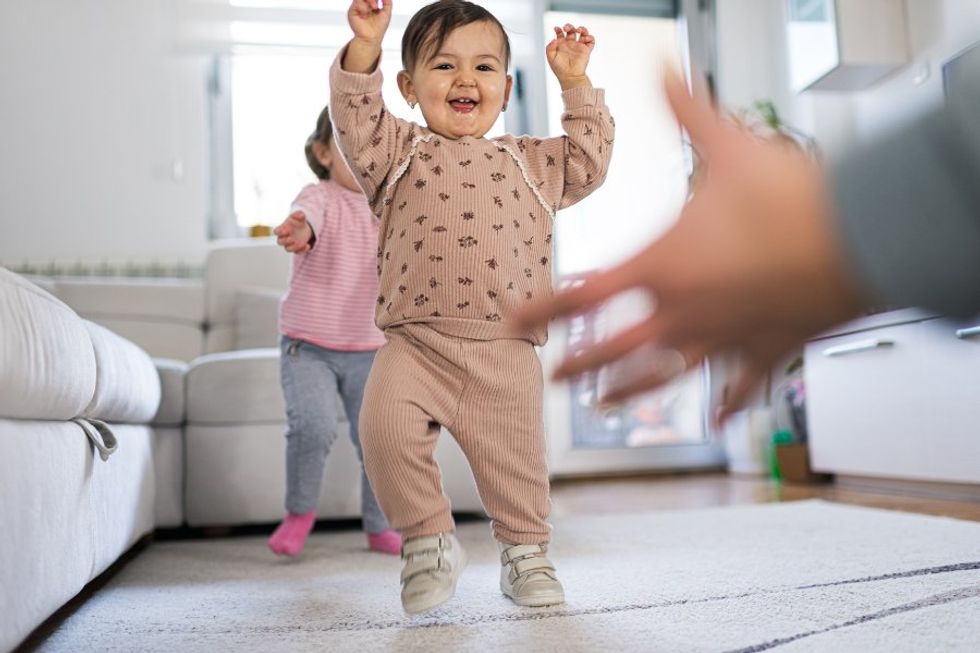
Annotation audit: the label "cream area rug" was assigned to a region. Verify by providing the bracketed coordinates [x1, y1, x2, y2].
[34, 501, 980, 652]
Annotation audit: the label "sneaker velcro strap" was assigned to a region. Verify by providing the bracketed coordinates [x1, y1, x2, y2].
[500, 544, 545, 564]
[400, 556, 448, 583]
[402, 534, 446, 557]
[512, 556, 555, 577]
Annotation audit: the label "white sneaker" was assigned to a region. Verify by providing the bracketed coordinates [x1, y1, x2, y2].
[400, 533, 467, 614]
[499, 542, 565, 607]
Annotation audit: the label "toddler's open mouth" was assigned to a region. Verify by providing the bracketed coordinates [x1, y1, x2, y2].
[449, 98, 478, 114]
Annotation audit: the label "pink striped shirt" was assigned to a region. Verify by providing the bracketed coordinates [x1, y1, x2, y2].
[278, 180, 386, 351]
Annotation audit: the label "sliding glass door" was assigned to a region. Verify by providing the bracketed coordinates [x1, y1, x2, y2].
[541, 9, 725, 475]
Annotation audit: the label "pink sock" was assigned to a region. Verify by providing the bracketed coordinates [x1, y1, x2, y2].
[268, 511, 316, 556]
[367, 528, 402, 555]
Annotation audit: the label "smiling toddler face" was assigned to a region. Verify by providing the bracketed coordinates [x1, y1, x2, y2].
[401, 20, 512, 140]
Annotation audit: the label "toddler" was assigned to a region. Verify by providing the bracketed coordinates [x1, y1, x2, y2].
[268, 105, 401, 557]
[332, 0, 614, 612]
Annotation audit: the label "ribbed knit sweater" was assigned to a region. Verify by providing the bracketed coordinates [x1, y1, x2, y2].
[329, 53, 615, 345]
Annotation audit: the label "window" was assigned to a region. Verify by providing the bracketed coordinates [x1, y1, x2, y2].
[230, 51, 335, 230]
[543, 10, 714, 462]
[229, 49, 506, 230]
[185, 1, 514, 233]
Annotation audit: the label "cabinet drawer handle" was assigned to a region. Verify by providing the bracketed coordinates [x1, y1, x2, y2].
[823, 338, 895, 357]
[955, 326, 980, 339]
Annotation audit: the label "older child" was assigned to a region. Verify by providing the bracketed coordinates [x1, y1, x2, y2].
[268, 106, 400, 557]
[332, 0, 614, 613]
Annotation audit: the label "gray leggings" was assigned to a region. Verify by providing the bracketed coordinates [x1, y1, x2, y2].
[280, 336, 389, 533]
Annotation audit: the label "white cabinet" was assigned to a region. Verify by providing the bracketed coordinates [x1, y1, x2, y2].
[804, 309, 980, 483]
[786, 0, 909, 91]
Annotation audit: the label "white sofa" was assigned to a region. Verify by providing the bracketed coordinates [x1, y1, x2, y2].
[0, 268, 163, 652]
[45, 239, 483, 527]
[1, 241, 484, 649]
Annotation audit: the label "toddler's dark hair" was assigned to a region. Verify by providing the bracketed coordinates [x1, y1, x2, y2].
[305, 105, 332, 180]
[401, 0, 511, 73]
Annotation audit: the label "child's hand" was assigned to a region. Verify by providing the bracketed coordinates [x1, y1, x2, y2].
[348, 0, 392, 46]
[273, 211, 314, 254]
[546, 24, 595, 90]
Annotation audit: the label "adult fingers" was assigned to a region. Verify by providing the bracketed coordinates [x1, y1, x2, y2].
[552, 316, 665, 381]
[598, 345, 706, 407]
[664, 69, 725, 159]
[510, 262, 637, 333]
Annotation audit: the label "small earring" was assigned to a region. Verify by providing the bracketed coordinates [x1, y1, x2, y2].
[408, 99, 417, 109]
[502, 103, 508, 112]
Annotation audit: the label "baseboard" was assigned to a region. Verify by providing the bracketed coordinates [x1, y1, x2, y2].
[835, 475, 980, 503]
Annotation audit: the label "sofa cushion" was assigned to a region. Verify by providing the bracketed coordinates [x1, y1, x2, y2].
[81, 321, 161, 424]
[0, 419, 155, 652]
[53, 278, 206, 362]
[203, 239, 288, 354]
[186, 349, 286, 424]
[0, 268, 96, 420]
[234, 287, 282, 350]
[0, 420, 98, 652]
[153, 359, 188, 427]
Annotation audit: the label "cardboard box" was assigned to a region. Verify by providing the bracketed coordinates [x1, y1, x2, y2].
[775, 443, 832, 484]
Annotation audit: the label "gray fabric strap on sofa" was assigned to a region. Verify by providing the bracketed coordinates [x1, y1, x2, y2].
[72, 418, 119, 461]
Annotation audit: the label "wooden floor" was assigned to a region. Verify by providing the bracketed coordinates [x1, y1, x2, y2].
[549, 473, 980, 522]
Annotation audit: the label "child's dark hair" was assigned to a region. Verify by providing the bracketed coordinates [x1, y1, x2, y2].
[401, 0, 511, 73]
[305, 105, 332, 180]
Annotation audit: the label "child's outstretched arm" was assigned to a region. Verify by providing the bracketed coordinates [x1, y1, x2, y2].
[273, 211, 314, 254]
[331, 0, 412, 214]
[520, 25, 615, 211]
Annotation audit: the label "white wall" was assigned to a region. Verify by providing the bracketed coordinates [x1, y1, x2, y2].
[0, 0, 211, 269]
[849, 0, 980, 141]
[714, 0, 980, 159]
[7, 1, 975, 271]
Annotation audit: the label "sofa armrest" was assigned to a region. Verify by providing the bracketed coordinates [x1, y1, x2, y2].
[153, 358, 188, 427]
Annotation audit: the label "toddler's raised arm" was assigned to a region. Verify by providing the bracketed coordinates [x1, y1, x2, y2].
[330, 2, 415, 215]
[518, 24, 615, 211]
[329, 52, 419, 216]
[518, 88, 615, 211]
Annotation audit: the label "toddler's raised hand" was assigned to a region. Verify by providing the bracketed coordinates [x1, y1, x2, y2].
[348, 0, 392, 45]
[273, 211, 314, 254]
[546, 24, 595, 90]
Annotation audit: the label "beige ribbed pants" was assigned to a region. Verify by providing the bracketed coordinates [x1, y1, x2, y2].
[359, 323, 550, 545]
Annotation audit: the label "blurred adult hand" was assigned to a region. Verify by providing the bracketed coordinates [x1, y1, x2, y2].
[512, 71, 868, 421]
